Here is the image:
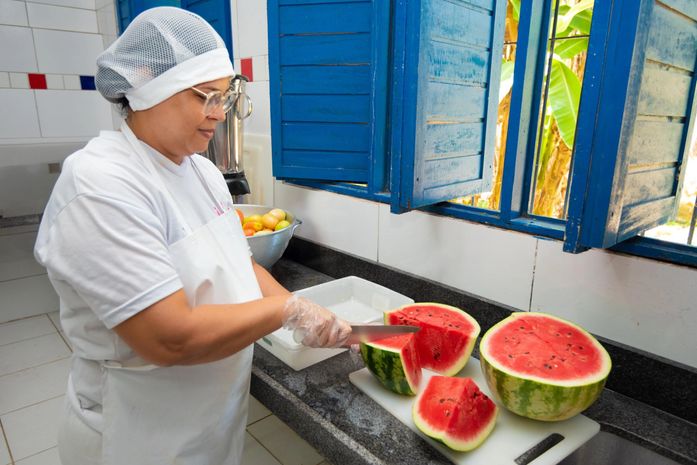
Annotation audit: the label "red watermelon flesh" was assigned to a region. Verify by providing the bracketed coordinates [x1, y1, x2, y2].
[385, 303, 480, 376]
[486, 314, 605, 380]
[413, 376, 497, 451]
[479, 312, 611, 421]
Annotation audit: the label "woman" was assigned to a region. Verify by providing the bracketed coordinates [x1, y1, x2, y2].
[34, 7, 351, 465]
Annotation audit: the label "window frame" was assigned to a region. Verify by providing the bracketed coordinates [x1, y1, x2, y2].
[278, 0, 697, 268]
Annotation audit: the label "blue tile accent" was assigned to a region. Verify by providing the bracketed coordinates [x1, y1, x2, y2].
[79, 75, 96, 90]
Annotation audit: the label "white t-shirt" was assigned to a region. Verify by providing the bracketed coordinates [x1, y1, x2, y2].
[34, 129, 240, 430]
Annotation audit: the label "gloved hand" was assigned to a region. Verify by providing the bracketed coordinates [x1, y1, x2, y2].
[282, 295, 352, 348]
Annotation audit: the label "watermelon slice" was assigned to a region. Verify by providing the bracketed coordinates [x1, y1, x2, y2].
[413, 376, 497, 451]
[479, 312, 612, 421]
[360, 333, 422, 396]
[385, 303, 480, 376]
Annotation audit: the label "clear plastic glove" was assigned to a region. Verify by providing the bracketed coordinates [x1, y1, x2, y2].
[282, 295, 352, 348]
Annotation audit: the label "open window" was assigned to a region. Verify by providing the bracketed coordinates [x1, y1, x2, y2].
[564, 0, 697, 252]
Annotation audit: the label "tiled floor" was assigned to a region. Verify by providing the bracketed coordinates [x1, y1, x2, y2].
[0, 313, 328, 465]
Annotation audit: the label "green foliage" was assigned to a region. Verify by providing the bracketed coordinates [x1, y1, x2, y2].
[548, 59, 581, 149]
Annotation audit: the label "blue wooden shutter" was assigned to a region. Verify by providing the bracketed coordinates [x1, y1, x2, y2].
[116, 0, 182, 33]
[565, 0, 697, 252]
[116, 0, 232, 58]
[268, 0, 390, 182]
[181, 0, 233, 55]
[390, 0, 506, 211]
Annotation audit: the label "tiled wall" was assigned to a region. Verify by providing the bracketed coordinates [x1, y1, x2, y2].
[232, 0, 697, 370]
[0, 0, 117, 217]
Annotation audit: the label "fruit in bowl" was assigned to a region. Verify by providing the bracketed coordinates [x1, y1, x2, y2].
[234, 204, 301, 268]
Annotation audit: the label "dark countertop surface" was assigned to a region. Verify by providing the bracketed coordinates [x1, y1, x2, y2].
[251, 258, 697, 465]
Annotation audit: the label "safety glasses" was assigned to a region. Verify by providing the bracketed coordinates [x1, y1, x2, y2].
[190, 86, 235, 116]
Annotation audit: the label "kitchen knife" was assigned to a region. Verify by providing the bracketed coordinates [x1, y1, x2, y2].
[343, 324, 420, 347]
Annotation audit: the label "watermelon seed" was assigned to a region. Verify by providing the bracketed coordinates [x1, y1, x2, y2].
[439, 398, 445, 403]
[544, 363, 553, 370]
[508, 354, 514, 359]
[445, 410, 451, 417]
[524, 351, 530, 354]
[555, 333, 560, 337]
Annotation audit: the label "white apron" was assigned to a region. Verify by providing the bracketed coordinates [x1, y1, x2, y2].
[99, 122, 262, 465]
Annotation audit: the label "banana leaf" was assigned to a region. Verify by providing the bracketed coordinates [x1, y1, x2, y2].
[499, 60, 515, 103]
[556, 0, 593, 34]
[555, 37, 588, 59]
[548, 58, 581, 148]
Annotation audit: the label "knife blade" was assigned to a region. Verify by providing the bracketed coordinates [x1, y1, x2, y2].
[343, 324, 420, 347]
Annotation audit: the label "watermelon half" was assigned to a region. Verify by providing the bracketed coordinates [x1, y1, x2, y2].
[479, 312, 611, 421]
[360, 333, 422, 395]
[413, 376, 497, 451]
[385, 303, 480, 376]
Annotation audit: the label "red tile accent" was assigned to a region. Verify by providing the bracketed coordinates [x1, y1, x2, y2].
[28, 73, 47, 90]
[240, 58, 253, 82]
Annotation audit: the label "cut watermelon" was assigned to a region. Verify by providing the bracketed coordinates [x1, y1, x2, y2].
[360, 333, 422, 396]
[479, 312, 611, 421]
[413, 376, 497, 451]
[385, 303, 480, 376]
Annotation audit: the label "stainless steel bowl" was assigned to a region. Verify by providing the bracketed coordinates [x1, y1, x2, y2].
[236, 204, 301, 268]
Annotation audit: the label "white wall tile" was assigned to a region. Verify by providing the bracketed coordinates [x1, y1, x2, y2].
[27, 3, 98, 33]
[231, 0, 240, 60]
[33, 29, 103, 75]
[274, 182, 380, 262]
[94, 0, 111, 10]
[96, 3, 116, 36]
[27, 0, 95, 10]
[0, 72, 9, 88]
[0, 90, 40, 138]
[0, 315, 55, 346]
[1, 396, 65, 462]
[235, 0, 268, 58]
[0, 0, 29, 27]
[0, 274, 58, 323]
[253, 55, 269, 82]
[244, 80, 270, 135]
[243, 133, 273, 206]
[45, 74, 63, 89]
[9, 72, 29, 88]
[15, 447, 60, 465]
[378, 204, 537, 311]
[36, 90, 113, 137]
[0, 358, 69, 415]
[0, 433, 9, 465]
[0, 231, 45, 282]
[63, 75, 80, 90]
[531, 239, 697, 368]
[0, 142, 84, 168]
[0, 26, 37, 72]
[0, 163, 60, 216]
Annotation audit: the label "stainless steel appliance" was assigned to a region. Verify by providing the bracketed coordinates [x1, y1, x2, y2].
[203, 74, 253, 203]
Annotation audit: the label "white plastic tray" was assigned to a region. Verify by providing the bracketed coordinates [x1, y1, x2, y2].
[257, 276, 414, 370]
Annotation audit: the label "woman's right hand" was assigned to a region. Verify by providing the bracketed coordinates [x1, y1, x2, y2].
[282, 295, 351, 348]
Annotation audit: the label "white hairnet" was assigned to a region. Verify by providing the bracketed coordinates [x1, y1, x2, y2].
[96, 6, 234, 111]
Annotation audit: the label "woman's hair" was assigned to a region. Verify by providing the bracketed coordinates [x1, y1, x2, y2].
[115, 97, 131, 117]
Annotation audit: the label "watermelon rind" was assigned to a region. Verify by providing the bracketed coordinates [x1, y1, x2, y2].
[360, 338, 420, 396]
[479, 312, 612, 421]
[412, 376, 498, 452]
[385, 303, 480, 376]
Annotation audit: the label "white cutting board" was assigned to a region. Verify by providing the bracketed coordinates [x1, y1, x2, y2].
[349, 357, 599, 465]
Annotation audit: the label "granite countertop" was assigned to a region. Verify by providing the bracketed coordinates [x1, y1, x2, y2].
[251, 259, 697, 465]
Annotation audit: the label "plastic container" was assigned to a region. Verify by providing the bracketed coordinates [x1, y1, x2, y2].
[257, 276, 414, 370]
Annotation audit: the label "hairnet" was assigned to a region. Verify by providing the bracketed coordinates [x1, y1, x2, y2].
[95, 7, 234, 111]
